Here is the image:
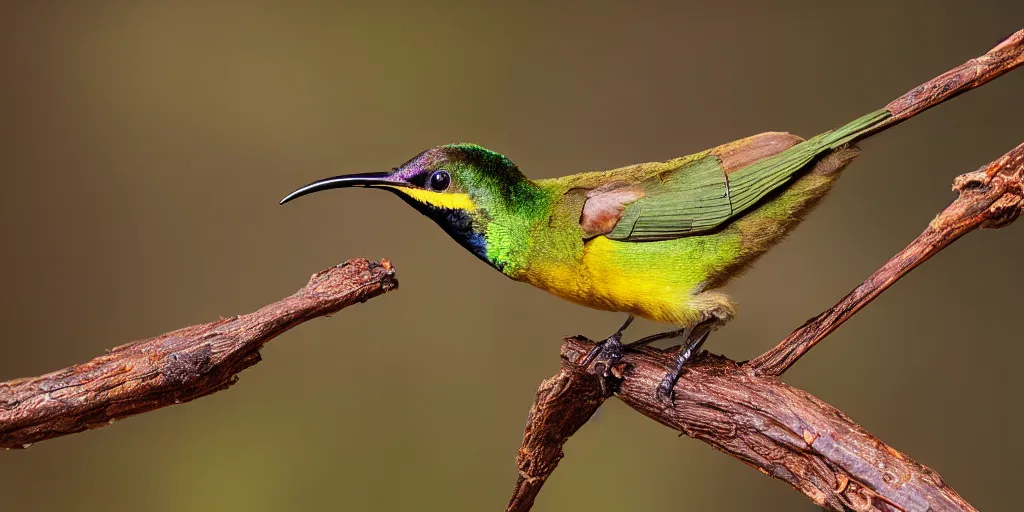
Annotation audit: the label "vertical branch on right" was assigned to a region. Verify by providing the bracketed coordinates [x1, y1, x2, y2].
[749, 141, 1024, 377]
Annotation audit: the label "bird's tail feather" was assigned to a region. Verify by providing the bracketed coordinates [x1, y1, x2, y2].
[727, 28, 1022, 216]
[726, 109, 889, 217]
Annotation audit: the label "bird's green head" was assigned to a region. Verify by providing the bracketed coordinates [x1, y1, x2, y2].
[280, 143, 539, 270]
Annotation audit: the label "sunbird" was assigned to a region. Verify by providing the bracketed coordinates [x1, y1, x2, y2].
[279, 71, 985, 402]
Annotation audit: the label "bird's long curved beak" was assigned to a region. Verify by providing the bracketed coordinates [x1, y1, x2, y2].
[279, 172, 406, 205]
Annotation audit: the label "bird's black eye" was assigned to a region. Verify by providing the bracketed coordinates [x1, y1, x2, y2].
[428, 170, 451, 191]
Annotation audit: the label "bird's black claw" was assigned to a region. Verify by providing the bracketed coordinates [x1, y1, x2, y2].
[580, 315, 636, 394]
[582, 339, 627, 396]
[654, 377, 676, 406]
[583, 336, 624, 377]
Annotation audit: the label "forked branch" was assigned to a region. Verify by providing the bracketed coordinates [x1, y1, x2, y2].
[750, 141, 1023, 376]
[508, 29, 1023, 512]
[507, 140, 1021, 512]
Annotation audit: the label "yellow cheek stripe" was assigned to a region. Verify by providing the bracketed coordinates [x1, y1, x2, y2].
[395, 188, 476, 211]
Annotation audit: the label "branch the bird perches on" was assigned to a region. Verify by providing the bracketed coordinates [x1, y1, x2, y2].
[1, 28, 1021, 512]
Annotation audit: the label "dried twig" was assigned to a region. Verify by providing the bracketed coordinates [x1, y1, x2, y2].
[747, 29, 1024, 377]
[867, 29, 1024, 136]
[0, 258, 397, 449]
[750, 142, 1023, 376]
[507, 338, 612, 512]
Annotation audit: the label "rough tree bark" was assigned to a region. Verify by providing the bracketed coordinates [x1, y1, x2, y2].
[0, 259, 397, 448]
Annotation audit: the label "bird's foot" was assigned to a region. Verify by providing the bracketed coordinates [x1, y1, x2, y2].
[654, 378, 676, 406]
[581, 315, 634, 393]
[580, 316, 714, 403]
[653, 325, 712, 407]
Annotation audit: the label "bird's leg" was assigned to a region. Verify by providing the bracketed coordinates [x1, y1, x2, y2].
[581, 315, 634, 383]
[625, 326, 688, 348]
[654, 323, 713, 405]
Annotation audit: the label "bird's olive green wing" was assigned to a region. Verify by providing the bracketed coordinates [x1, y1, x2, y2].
[591, 109, 888, 242]
[600, 155, 731, 241]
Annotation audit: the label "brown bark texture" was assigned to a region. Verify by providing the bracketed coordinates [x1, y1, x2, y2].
[0, 258, 398, 449]
[513, 340, 975, 512]
[508, 30, 1023, 512]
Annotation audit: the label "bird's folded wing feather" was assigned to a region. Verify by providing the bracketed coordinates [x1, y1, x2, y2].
[602, 155, 732, 241]
[583, 109, 888, 242]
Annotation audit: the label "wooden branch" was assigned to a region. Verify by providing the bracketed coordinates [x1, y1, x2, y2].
[0, 258, 398, 449]
[510, 339, 974, 512]
[750, 141, 1024, 376]
[872, 29, 1024, 135]
[507, 337, 612, 512]
[752, 28, 1023, 376]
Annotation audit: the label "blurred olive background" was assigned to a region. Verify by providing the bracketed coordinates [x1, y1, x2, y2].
[1, 1, 1021, 511]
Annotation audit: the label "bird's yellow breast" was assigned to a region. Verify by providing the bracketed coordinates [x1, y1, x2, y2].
[520, 235, 740, 326]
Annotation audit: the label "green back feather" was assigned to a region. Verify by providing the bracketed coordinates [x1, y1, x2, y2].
[605, 108, 891, 242]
